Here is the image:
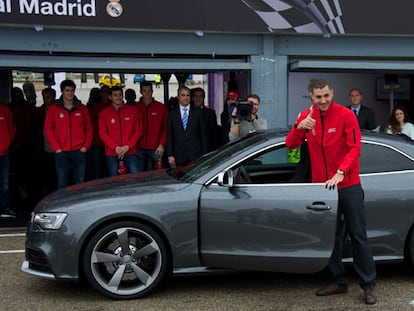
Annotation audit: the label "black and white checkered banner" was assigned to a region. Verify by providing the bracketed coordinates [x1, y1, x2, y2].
[242, 0, 344, 34]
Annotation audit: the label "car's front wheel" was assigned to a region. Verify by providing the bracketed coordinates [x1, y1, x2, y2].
[83, 221, 169, 299]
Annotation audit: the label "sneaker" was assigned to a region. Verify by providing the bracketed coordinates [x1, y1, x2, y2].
[0, 209, 17, 219]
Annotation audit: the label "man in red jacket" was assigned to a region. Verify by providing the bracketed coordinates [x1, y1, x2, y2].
[44, 80, 93, 189]
[0, 103, 16, 218]
[135, 81, 167, 171]
[99, 86, 143, 176]
[286, 79, 377, 305]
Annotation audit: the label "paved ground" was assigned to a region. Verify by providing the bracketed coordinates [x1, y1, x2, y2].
[2, 231, 414, 310]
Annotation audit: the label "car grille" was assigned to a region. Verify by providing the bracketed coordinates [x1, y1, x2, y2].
[27, 248, 52, 273]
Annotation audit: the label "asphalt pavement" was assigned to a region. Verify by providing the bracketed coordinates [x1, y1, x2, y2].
[1, 232, 414, 310]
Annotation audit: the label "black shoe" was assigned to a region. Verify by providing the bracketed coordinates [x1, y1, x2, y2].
[0, 209, 17, 219]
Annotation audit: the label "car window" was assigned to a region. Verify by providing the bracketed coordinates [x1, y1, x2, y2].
[360, 142, 414, 174]
[170, 133, 269, 182]
[234, 143, 311, 184]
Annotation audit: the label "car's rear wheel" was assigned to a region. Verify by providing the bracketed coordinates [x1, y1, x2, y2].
[83, 221, 168, 299]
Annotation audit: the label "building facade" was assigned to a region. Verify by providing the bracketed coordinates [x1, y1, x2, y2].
[1, 0, 414, 128]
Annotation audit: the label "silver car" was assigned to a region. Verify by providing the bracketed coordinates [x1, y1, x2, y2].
[21, 130, 414, 299]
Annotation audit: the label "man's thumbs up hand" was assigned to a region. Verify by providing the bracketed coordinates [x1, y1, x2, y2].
[297, 107, 316, 130]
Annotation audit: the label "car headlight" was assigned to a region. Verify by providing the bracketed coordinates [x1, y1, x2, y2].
[33, 213, 67, 230]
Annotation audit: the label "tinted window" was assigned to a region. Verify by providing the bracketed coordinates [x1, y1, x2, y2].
[360, 142, 414, 174]
[234, 144, 311, 184]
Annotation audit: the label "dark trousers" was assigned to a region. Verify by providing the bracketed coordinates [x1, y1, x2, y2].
[86, 145, 107, 180]
[0, 154, 10, 210]
[137, 149, 158, 172]
[55, 151, 86, 189]
[328, 183, 376, 288]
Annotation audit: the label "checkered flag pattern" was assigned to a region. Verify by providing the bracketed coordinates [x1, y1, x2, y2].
[242, 0, 344, 34]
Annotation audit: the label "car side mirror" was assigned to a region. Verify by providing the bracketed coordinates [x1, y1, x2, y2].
[217, 169, 234, 187]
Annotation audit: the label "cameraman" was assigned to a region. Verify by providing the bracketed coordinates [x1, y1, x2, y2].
[228, 94, 267, 141]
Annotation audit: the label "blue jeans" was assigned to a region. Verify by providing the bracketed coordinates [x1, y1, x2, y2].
[137, 149, 158, 172]
[106, 154, 139, 177]
[328, 184, 376, 288]
[55, 151, 86, 189]
[0, 155, 10, 210]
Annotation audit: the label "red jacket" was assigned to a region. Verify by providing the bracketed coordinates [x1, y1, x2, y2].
[286, 102, 361, 189]
[44, 100, 93, 152]
[0, 103, 16, 156]
[135, 100, 168, 150]
[99, 104, 143, 156]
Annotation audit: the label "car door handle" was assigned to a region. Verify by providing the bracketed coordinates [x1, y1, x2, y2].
[306, 202, 331, 211]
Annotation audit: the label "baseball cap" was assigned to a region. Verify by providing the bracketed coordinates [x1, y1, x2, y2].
[226, 91, 239, 100]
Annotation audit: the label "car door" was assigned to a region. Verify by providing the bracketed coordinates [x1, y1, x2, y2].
[353, 140, 414, 261]
[199, 143, 338, 273]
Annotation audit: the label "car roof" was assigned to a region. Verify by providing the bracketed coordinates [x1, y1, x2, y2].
[254, 128, 414, 153]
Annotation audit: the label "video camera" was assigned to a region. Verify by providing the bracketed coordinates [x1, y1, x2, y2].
[229, 100, 253, 121]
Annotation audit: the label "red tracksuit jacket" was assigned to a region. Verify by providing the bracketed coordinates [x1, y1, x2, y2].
[286, 102, 361, 189]
[44, 100, 93, 152]
[0, 103, 16, 156]
[98, 104, 143, 156]
[135, 100, 168, 150]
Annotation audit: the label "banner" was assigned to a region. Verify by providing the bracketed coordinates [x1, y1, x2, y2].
[0, 0, 411, 35]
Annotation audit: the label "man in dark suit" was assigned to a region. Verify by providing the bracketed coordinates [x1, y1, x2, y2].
[191, 87, 219, 152]
[348, 88, 376, 130]
[167, 86, 208, 167]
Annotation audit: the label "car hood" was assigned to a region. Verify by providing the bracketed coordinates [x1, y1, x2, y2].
[35, 170, 185, 210]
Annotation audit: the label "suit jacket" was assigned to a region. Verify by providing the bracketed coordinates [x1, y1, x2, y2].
[167, 106, 208, 166]
[349, 105, 376, 130]
[201, 107, 218, 152]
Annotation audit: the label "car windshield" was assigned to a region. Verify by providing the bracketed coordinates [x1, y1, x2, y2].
[166, 132, 270, 182]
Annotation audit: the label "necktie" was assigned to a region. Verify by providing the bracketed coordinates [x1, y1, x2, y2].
[182, 107, 188, 130]
[353, 109, 358, 116]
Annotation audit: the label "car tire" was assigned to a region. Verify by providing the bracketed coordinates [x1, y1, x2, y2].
[83, 221, 169, 299]
[407, 227, 414, 267]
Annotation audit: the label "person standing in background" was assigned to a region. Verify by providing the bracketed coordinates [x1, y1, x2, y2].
[31, 87, 57, 201]
[154, 74, 161, 88]
[348, 88, 376, 130]
[191, 87, 218, 152]
[386, 106, 414, 139]
[220, 90, 239, 145]
[0, 102, 16, 219]
[228, 93, 267, 141]
[99, 86, 143, 176]
[135, 81, 168, 171]
[23, 75, 37, 106]
[86, 85, 110, 180]
[44, 79, 93, 189]
[125, 88, 137, 105]
[167, 86, 207, 167]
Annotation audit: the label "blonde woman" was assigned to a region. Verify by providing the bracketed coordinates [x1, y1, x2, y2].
[386, 106, 414, 140]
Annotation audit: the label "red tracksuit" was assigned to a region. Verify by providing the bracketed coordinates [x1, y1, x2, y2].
[135, 100, 168, 150]
[99, 104, 143, 156]
[0, 103, 16, 156]
[286, 102, 361, 189]
[44, 102, 93, 152]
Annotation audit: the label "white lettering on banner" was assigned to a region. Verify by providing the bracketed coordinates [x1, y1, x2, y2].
[19, 0, 96, 16]
[0, 0, 12, 13]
